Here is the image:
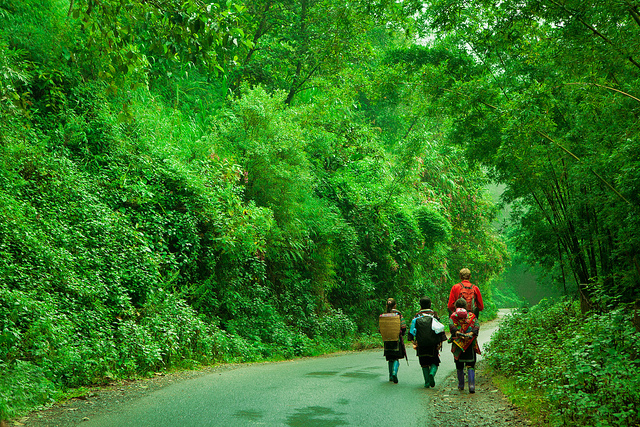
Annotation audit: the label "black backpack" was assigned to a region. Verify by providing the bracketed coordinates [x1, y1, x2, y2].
[415, 314, 442, 350]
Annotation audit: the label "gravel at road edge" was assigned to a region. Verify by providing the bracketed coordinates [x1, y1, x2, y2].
[427, 360, 531, 427]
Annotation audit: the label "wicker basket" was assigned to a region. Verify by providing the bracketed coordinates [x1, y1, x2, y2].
[379, 314, 401, 341]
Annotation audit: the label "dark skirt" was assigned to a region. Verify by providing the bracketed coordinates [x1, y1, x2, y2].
[453, 342, 477, 368]
[418, 354, 441, 367]
[383, 336, 406, 361]
[416, 343, 441, 367]
[457, 343, 477, 363]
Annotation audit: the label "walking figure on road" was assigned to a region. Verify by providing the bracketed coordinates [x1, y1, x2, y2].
[449, 298, 481, 393]
[407, 296, 447, 388]
[378, 298, 406, 384]
[447, 267, 484, 318]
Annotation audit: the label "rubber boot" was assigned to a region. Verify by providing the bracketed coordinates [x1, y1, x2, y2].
[392, 359, 399, 383]
[468, 368, 476, 393]
[422, 367, 431, 388]
[456, 369, 465, 391]
[388, 361, 394, 382]
[429, 364, 438, 388]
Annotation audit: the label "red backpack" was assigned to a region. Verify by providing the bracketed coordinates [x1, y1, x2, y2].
[459, 282, 475, 312]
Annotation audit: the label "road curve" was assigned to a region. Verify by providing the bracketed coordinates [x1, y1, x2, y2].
[82, 309, 511, 427]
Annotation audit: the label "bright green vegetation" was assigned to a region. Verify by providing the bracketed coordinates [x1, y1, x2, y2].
[0, 0, 504, 419]
[1, 0, 639, 423]
[487, 301, 640, 427]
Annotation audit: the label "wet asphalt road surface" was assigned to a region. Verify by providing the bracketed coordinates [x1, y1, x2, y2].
[81, 310, 509, 426]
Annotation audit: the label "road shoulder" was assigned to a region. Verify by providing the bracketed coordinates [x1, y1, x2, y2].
[427, 360, 531, 427]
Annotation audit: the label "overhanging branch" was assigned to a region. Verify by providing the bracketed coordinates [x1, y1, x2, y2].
[535, 130, 633, 206]
[566, 82, 640, 104]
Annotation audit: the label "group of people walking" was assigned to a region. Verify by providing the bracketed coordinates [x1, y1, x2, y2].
[379, 268, 484, 393]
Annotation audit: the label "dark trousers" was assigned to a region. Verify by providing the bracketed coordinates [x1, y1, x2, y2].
[455, 360, 475, 370]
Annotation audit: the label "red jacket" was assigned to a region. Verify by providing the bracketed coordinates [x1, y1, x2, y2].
[447, 280, 484, 313]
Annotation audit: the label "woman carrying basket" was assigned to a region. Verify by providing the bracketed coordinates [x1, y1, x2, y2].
[379, 298, 407, 384]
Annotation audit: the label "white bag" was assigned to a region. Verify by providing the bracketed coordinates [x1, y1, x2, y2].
[431, 317, 445, 334]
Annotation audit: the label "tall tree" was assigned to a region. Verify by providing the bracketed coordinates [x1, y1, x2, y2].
[225, 0, 420, 104]
[417, 0, 640, 306]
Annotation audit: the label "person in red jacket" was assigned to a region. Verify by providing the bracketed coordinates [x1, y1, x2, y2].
[447, 268, 484, 318]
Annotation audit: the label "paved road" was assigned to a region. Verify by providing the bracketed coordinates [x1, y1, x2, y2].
[83, 310, 511, 426]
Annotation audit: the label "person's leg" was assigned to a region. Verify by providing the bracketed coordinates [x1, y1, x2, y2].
[388, 360, 394, 381]
[467, 363, 476, 393]
[429, 364, 438, 387]
[455, 361, 465, 390]
[390, 359, 399, 383]
[421, 366, 431, 388]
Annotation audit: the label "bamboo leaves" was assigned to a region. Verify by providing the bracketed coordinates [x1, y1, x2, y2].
[419, 0, 640, 304]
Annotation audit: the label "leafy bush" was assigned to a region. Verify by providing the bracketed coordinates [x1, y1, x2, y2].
[0, 360, 55, 420]
[311, 310, 358, 343]
[486, 300, 640, 427]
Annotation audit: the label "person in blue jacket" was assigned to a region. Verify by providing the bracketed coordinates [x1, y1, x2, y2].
[408, 296, 447, 388]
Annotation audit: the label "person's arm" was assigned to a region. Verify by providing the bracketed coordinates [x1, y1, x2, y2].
[448, 317, 458, 336]
[408, 317, 417, 341]
[471, 317, 480, 337]
[447, 285, 459, 312]
[400, 314, 407, 336]
[474, 286, 484, 311]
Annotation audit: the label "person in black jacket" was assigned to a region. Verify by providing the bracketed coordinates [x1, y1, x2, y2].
[408, 296, 447, 388]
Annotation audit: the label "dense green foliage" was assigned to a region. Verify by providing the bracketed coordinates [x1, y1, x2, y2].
[413, 0, 640, 308]
[487, 301, 640, 427]
[435, 3, 640, 420]
[4, 0, 638, 422]
[0, 0, 507, 419]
